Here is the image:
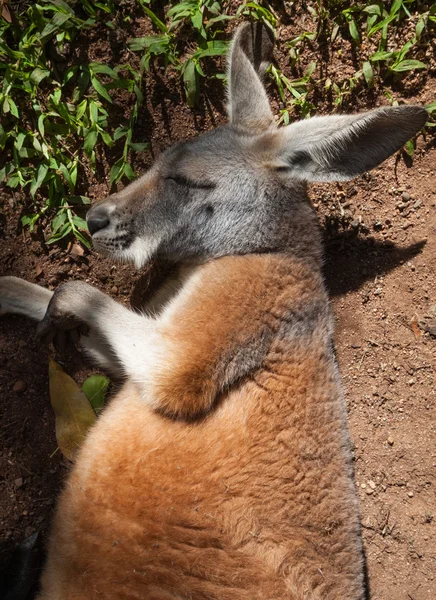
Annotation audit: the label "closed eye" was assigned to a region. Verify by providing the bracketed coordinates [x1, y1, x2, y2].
[165, 175, 216, 190]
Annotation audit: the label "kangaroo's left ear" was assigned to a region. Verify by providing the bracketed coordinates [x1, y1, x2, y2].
[272, 106, 428, 182]
[227, 22, 275, 132]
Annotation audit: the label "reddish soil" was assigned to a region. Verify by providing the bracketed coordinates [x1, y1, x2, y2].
[0, 4, 435, 599]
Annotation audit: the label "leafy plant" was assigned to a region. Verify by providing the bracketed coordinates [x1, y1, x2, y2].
[0, 0, 434, 249]
[130, 1, 231, 106]
[370, 40, 426, 74]
[270, 62, 317, 122]
[0, 0, 148, 246]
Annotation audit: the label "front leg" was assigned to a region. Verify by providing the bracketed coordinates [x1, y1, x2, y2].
[0, 277, 127, 376]
[34, 280, 158, 380]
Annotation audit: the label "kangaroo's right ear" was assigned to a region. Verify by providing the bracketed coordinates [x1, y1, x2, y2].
[271, 105, 428, 182]
[227, 22, 275, 133]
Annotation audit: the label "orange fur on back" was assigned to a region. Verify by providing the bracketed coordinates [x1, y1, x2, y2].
[37, 254, 364, 600]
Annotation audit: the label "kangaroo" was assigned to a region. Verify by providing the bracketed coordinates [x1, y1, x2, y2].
[0, 22, 427, 600]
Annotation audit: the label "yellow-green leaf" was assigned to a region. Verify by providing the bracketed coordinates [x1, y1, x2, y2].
[82, 375, 110, 414]
[49, 360, 96, 461]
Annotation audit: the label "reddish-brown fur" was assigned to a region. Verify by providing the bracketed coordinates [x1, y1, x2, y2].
[1, 21, 427, 599]
[37, 255, 364, 599]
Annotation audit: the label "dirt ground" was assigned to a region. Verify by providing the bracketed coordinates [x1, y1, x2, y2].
[1, 5, 435, 600]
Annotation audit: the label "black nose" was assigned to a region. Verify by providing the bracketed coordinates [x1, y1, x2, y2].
[87, 206, 110, 235]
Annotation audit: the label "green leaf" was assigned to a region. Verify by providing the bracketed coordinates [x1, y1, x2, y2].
[182, 58, 198, 107]
[391, 59, 426, 72]
[60, 163, 74, 192]
[76, 99, 87, 121]
[367, 14, 397, 37]
[8, 98, 19, 118]
[89, 63, 119, 79]
[15, 132, 26, 151]
[362, 61, 374, 88]
[124, 162, 135, 180]
[82, 375, 110, 414]
[46, 222, 72, 244]
[40, 12, 70, 40]
[72, 215, 88, 230]
[0, 163, 13, 183]
[128, 34, 170, 52]
[67, 195, 91, 204]
[91, 76, 112, 103]
[370, 51, 394, 62]
[99, 130, 114, 147]
[49, 360, 96, 461]
[128, 142, 149, 152]
[21, 213, 40, 231]
[404, 139, 414, 158]
[84, 129, 98, 156]
[191, 9, 203, 31]
[89, 100, 99, 124]
[8, 175, 21, 189]
[416, 17, 425, 40]
[425, 101, 436, 114]
[30, 68, 50, 85]
[139, 3, 168, 33]
[194, 40, 229, 58]
[0, 123, 6, 148]
[348, 18, 360, 44]
[110, 157, 125, 185]
[363, 4, 381, 16]
[38, 114, 46, 137]
[30, 164, 48, 197]
[73, 228, 91, 248]
[51, 210, 67, 234]
[113, 126, 129, 141]
[390, 0, 403, 16]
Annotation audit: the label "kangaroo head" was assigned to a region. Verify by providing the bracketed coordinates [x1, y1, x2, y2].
[86, 22, 427, 268]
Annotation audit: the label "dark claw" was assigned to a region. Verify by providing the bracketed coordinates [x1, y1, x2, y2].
[69, 328, 81, 345]
[36, 316, 57, 344]
[54, 330, 67, 354]
[79, 323, 90, 336]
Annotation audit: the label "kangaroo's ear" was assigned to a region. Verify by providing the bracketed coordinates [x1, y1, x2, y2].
[272, 106, 428, 182]
[227, 22, 275, 132]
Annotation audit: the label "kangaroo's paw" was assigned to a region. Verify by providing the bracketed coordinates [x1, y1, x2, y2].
[36, 282, 91, 346]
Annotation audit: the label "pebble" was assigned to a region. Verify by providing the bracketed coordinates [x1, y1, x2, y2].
[13, 380, 27, 394]
[369, 480, 376, 490]
[14, 477, 23, 488]
[401, 191, 411, 202]
[70, 243, 85, 259]
[387, 436, 394, 446]
[111, 286, 118, 295]
[425, 321, 436, 337]
[366, 488, 374, 495]
[408, 491, 414, 498]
